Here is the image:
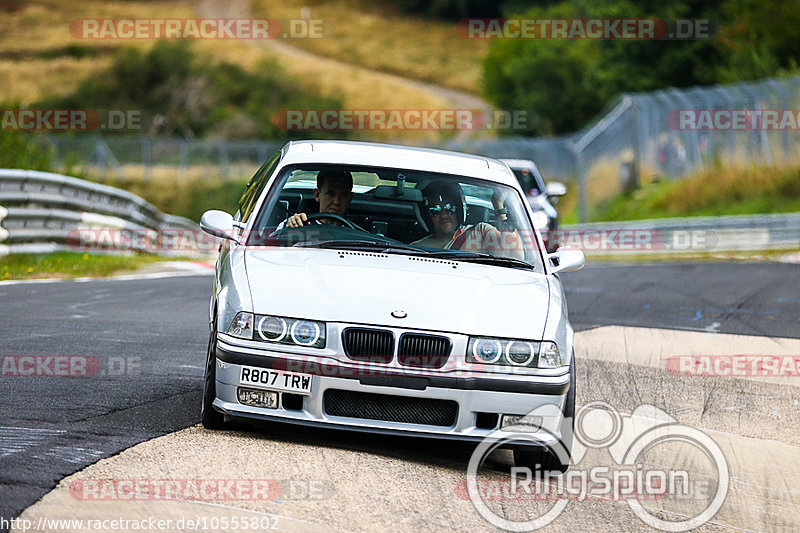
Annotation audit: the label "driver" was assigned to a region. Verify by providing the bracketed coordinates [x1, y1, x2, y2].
[285, 169, 354, 227]
[411, 181, 524, 259]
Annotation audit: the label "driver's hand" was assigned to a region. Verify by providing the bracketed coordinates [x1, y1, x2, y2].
[492, 189, 508, 209]
[286, 213, 308, 228]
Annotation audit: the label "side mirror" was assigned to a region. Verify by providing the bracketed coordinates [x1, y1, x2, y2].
[548, 247, 585, 274]
[545, 181, 567, 197]
[200, 210, 238, 242]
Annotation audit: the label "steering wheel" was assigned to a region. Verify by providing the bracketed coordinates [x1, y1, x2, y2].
[305, 212, 367, 231]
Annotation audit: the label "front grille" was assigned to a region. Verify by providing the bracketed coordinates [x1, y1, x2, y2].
[398, 334, 451, 368]
[323, 389, 458, 427]
[342, 328, 394, 363]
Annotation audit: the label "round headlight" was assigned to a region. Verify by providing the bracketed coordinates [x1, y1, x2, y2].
[531, 210, 549, 230]
[291, 320, 321, 346]
[472, 339, 502, 364]
[257, 316, 287, 342]
[505, 341, 535, 366]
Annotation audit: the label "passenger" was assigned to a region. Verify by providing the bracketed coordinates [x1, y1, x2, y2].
[411, 181, 524, 259]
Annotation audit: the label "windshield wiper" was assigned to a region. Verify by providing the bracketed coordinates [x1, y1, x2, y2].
[294, 240, 430, 254]
[293, 241, 534, 268]
[426, 250, 536, 270]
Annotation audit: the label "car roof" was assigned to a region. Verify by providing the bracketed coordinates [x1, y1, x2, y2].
[280, 140, 518, 187]
[499, 158, 540, 172]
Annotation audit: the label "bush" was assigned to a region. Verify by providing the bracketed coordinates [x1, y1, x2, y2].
[0, 132, 54, 171]
[40, 41, 346, 140]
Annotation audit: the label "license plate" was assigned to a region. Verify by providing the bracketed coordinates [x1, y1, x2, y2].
[239, 366, 313, 395]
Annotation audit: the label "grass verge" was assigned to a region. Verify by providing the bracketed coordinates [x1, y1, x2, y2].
[0, 252, 189, 280]
[594, 163, 800, 221]
[556, 162, 800, 223]
[583, 248, 800, 263]
[88, 173, 247, 222]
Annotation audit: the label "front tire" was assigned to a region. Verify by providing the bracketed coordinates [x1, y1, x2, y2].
[201, 326, 226, 429]
[514, 353, 575, 473]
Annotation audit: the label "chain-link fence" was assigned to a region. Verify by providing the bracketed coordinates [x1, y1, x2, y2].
[46, 137, 286, 183]
[41, 75, 800, 221]
[445, 75, 800, 221]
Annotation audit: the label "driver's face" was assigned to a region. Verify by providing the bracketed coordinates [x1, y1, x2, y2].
[431, 206, 457, 238]
[314, 180, 353, 216]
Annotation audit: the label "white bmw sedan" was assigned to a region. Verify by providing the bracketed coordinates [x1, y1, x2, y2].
[199, 140, 584, 471]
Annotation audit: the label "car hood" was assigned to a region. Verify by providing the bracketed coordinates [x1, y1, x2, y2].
[243, 248, 551, 339]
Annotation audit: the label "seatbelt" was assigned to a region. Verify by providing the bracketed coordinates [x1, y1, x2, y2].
[450, 227, 470, 250]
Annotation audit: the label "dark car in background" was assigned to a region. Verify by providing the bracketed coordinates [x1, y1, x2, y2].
[500, 159, 567, 252]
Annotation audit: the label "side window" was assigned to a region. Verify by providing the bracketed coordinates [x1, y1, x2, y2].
[238, 151, 281, 222]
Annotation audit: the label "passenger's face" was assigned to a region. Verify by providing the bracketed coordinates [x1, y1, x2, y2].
[430, 202, 458, 238]
[315, 180, 353, 216]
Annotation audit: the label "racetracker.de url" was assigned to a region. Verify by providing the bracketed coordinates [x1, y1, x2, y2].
[2, 514, 280, 532]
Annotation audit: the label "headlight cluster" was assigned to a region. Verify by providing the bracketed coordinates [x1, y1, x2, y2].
[226, 312, 326, 348]
[467, 338, 564, 368]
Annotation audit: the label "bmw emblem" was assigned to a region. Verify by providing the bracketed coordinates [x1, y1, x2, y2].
[391, 310, 407, 319]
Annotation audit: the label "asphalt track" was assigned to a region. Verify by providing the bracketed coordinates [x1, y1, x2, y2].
[0, 261, 798, 532]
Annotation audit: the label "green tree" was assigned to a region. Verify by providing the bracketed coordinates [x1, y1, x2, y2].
[41, 41, 345, 140]
[482, 0, 797, 136]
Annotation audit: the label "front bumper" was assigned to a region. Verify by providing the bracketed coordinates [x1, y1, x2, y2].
[212, 338, 571, 446]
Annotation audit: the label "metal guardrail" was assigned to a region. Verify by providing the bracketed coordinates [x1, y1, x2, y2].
[561, 213, 800, 254]
[0, 169, 198, 255]
[2, 168, 797, 257]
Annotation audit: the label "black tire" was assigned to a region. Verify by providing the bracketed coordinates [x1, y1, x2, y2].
[514, 353, 576, 474]
[201, 325, 226, 429]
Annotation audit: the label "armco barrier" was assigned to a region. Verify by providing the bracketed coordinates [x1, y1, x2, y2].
[560, 213, 800, 254]
[3, 168, 797, 257]
[0, 169, 200, 255]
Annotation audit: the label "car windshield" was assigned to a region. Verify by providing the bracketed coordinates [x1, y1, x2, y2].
[511, 168, 543, 195]
[248, 164, 545, 271]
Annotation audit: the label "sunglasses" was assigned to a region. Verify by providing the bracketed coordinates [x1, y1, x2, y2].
[428, 203, 457, 217]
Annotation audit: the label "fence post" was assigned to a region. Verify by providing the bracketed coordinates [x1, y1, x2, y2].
[629, 95, 642, 190]
[218, 141, 229, 179]
[180, 139, 189, 181]
[766, 78, 790, 161]
[141, 137, 152, 181]
[568, 141, 586, 223]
